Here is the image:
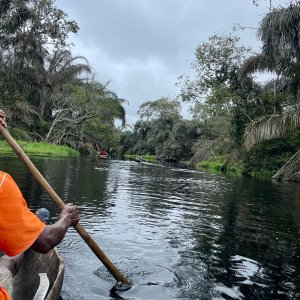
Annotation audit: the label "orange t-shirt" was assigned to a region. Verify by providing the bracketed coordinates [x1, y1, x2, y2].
[0, 171, 45, 256]
[0, 287, 10, 300]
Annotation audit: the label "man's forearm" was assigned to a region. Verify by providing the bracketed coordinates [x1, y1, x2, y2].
[32, 216, 72, 254]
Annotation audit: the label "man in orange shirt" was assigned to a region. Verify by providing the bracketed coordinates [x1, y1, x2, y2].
[0, 110, 80, 300]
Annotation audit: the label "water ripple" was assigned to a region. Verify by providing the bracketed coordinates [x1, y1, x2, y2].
[3, 157, 300, 299]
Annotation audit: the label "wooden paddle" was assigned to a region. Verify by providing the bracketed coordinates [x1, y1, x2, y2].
[0, 124, 131, 285]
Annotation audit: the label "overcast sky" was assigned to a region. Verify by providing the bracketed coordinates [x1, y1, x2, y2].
[55, 0, 286, 125]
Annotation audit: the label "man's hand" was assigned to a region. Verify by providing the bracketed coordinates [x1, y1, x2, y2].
[0, 110, 7, 128]
[60, 203, 80, 227]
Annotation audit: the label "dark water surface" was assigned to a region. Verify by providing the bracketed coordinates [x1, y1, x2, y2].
[2, 156, 300, 299]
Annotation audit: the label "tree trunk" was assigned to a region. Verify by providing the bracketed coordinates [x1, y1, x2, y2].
[272, 148, 300, 181]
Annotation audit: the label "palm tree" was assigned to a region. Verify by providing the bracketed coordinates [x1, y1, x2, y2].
[258, 2, 300, 66]
[241, 2, 300, 150]
[238, 2, 300, 180]
[39, 49, 91, 119]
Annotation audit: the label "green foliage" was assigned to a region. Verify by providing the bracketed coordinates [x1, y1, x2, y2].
[178, 33, 252, 103]
[240, 2, 300, 173]
[0, 0, 79, 51]
[196, 155, 243, 174]
[243, 132, 300, 176]
[83, 120, 119, 150]
[259, 2, 300, 65]
[177, 21, 300, 176]
[122, 98, 201, 161]
[244, 114, 300, 150]
[0, 0, 125, 154]
[138, 97, 181, 121]
[121, 2, 300, 179]
[120, 130, 136, 153]
[177, 33, 266, 154]
[9, 128, 32, 141]
[0, 140, 78, 156]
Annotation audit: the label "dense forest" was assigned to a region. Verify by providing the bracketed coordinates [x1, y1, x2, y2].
[1, 0, 300, 179]
[0, 0, 126, 153]
[121, 1, 300, 179]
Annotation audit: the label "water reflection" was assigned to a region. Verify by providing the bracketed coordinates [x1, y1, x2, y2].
[1, 156, 300, 299]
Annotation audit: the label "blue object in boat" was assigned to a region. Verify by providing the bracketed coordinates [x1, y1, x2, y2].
[35, 208, 50, 223]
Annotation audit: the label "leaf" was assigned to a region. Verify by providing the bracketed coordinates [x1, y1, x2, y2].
[244, 114, 300, 150]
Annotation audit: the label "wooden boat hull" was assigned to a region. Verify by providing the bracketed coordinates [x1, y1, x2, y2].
[13, 248, 64, 300]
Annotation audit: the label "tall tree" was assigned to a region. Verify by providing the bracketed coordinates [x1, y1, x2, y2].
[241, 2, 300, 149]
[138, 97, 181, 121]
[0, 0, 125, 153]
[0, 0, 80, 121]
[177, 33, 265, 153]
[178, 33, 252, 103]
[45, 81, 126, 149]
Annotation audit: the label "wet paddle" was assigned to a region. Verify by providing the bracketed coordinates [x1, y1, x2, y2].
[0, 124, 131, 285]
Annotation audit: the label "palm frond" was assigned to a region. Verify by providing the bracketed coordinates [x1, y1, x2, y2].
[117, 105, 126, 127]
[238, 52, 296, 79]
[50, 64, 91, 86]
[264, 75, 300, 96]
[10, 100, 39, 126]
[61, 55, 90, 71]
[258, 3, 300, 60]
[244, 114, 300, 150]
[239, 54, 273, 79]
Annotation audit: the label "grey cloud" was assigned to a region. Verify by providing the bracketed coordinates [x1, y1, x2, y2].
[56, 0, 285, 124]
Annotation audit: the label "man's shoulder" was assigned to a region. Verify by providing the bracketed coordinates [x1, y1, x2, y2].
[0, 171, 7, 188]
[0, 172, 17, 192]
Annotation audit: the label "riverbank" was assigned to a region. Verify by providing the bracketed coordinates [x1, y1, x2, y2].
[123, 153, 277, 179]
[195, 155, 242, 173]
[194, 155, 274, 178]
[0, 140, 79, 156]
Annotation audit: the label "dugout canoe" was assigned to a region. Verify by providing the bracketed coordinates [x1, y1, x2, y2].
[134, 156, 145, 163]
[13, 248, 64, 300]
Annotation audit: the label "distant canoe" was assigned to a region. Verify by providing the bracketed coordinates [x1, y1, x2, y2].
[134, 157, 145, 163]
[98, 150, 108, 159]
[13, 248, 64, 300]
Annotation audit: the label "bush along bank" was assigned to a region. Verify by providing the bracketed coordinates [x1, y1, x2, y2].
[195, 136, 300, 179]
[195, 155, 278, 179]
[195, 155, 244, 175]
[0, 140, 79, 157]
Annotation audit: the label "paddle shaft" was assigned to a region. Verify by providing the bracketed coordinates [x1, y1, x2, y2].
[0, 125, 131, 285]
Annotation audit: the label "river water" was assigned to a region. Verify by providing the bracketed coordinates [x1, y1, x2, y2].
[1, 155, 300, 299]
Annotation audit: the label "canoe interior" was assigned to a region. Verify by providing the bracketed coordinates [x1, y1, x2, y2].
[13, 248, 64, 300]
